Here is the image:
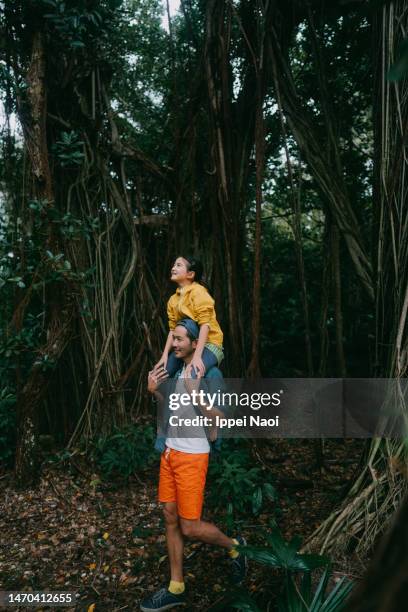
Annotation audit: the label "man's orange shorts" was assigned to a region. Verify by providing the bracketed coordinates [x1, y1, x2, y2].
[158, 447, 209, 520]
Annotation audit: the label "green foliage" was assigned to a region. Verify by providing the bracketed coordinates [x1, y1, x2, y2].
[107, 0, 170, 159]
[207, 441, 278, 527]
[0, 200, 98, 460]
[208, 527, 353, 612]
[1, 200, 97, 298]
[239, 526, 329, 571]
[41, 0, 121, 51]
[277, 570, 353, 612]
[0, 387, 16, 467]
[58, 212, 100, 240]
[52, 131, 85, 167]
[33, 352, 57, 372]
[0, 313, 44, 376]
[93, 424, 157, 480]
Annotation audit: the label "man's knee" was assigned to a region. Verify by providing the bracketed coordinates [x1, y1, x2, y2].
[180, 518, 201, 538]
[163, 503, 178, 526]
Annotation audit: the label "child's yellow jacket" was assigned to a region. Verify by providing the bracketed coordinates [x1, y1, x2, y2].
[167, 282, 223, 346]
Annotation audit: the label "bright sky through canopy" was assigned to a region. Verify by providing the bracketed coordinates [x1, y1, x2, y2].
[161, 0, 180, 31]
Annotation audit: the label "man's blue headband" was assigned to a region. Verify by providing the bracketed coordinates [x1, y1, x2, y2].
[176, 318, 199, 340]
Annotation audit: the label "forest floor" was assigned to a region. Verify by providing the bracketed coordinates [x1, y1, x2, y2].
[0, 439, 368, 612]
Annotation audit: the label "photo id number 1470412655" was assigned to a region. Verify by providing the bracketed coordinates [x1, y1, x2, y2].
[0, 591, 79, 607]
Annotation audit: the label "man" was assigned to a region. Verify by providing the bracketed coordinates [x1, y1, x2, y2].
[140, 318, 247, 612]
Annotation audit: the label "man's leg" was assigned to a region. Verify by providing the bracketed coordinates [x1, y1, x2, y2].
[179, 517, 234, 549]
[163, 502, 184, 583]
[174, 451, 235, 551]
[140, 457, 187, 610]
[158, 452, 185, 593]
[179, 517, 248, 584]
[175, 450, 247, 587]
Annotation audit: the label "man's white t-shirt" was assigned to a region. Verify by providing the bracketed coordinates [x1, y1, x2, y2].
[165, 365, 210, 454]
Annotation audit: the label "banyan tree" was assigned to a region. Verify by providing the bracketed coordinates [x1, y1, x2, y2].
[0, 0, 406, 568]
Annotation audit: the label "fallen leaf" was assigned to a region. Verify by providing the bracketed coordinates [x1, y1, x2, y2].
[119, 573, 129, 583]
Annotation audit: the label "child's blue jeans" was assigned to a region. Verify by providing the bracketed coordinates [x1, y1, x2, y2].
[166, 347, 218, 378]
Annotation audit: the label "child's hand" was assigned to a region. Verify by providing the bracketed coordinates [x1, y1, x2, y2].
[154, 354, 168, 370]
[186, 356, 205, 378]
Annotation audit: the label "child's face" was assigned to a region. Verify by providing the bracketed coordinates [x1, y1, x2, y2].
[170, 257, 194, 284]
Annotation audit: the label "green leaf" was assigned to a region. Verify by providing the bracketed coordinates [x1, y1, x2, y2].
[277, 575, 306, 612]
[277, 569, 353, 612]
[309, 568, 330, 609]
[263, 482, 278, 501]
[265, 528, 300, 567]
[290, 553, 330, 572]
[244, 528, 329, 572]
[252, 486, 263, 515]
[315, 575, 353, 611]
[70, 40, 86, 48]
[236, 545, 281, 567]
[301, 571, 312, 607]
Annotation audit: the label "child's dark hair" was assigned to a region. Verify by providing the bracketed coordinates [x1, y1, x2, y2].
[181, 255, 204, 284]
[179, 255, 212, 294]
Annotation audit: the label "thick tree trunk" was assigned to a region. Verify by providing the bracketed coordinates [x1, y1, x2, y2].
[204, 0, 257, 375]
[13, 31, 75, 486]
[14, 307, 74, 486]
